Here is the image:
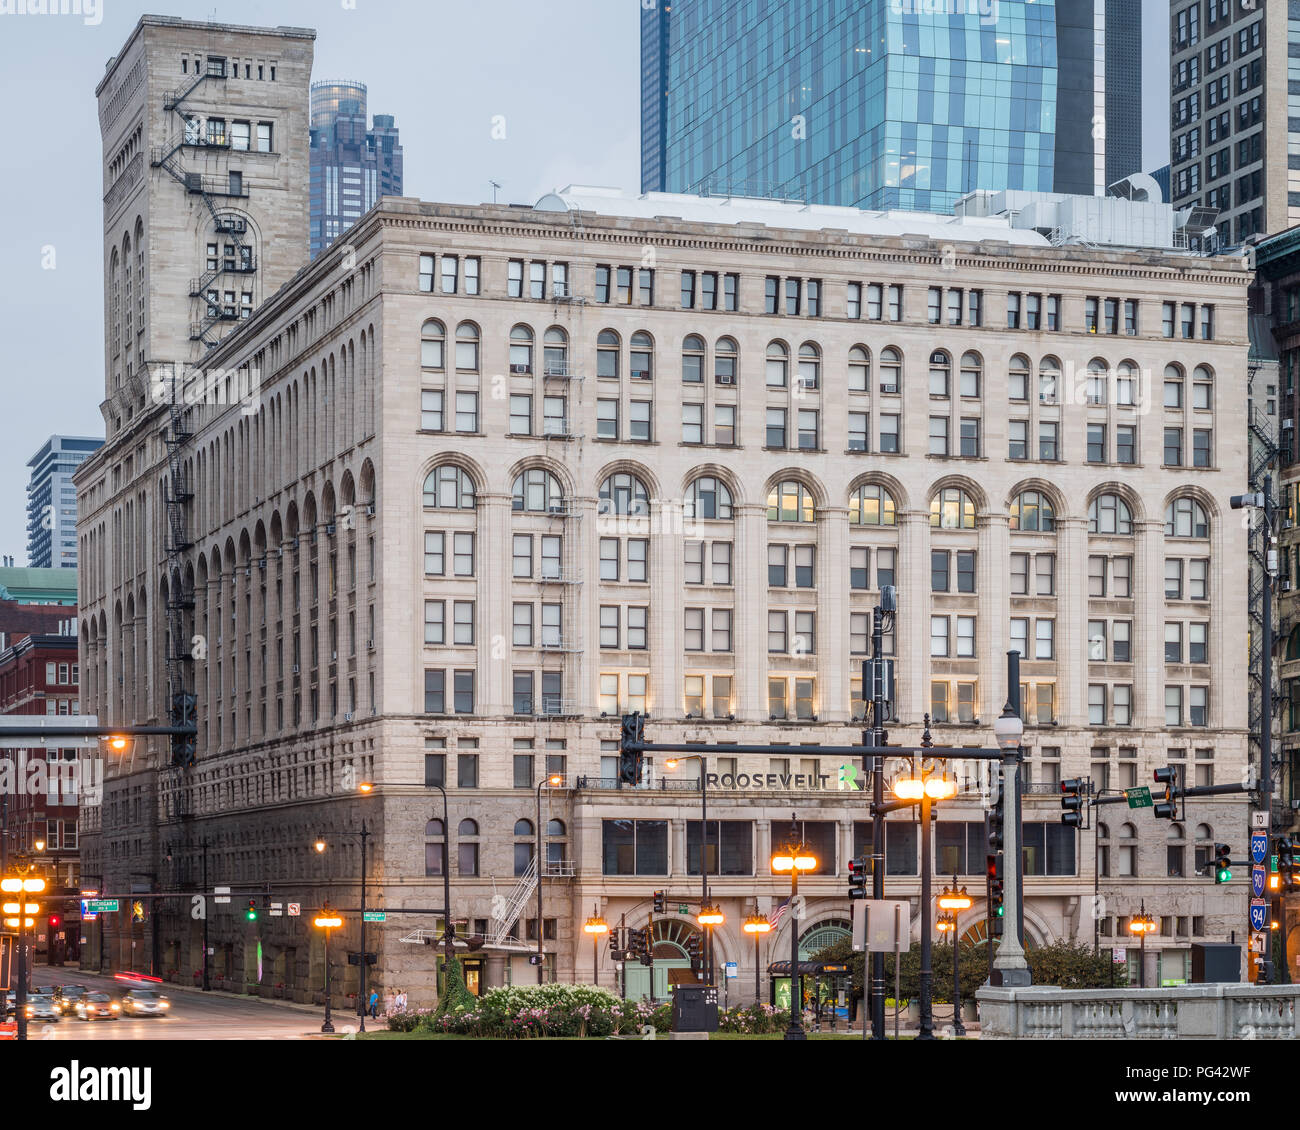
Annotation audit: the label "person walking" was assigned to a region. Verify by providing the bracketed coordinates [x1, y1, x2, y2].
[395, 989, 407, 1013]
[384, 989, 395, 1017]
[368, 989, 379, 1019]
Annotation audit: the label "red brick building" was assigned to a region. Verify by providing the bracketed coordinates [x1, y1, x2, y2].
[0, 634, 82, 963]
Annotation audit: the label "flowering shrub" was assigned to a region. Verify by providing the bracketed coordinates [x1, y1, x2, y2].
[718, 1003, 798, 1034]
[399, 985, 673, 1038]
[387, 1008, 433, 1033]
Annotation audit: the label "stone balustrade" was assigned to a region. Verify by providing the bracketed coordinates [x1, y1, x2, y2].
[976, 984, 1300, 1039]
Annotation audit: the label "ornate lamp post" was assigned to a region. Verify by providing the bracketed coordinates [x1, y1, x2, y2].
[583, 908, 609, 986]
[313, 906, 342, 1033]
[937, 875, 973, 1036]
[1128, 903, 1157, 988]
[743, 914, 771, 1004]
[771, 815, 817, 1041]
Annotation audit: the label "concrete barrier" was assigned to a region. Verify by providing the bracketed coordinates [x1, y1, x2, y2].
[975, 984, 1300, 1039]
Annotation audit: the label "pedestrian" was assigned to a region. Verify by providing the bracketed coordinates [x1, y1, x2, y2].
[368, 989, 379, 1018]
[395, 989, 407, 1013]
[384, 989, 395, 1017]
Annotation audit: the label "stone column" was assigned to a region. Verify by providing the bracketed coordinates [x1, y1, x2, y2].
[651, 496, 685, 717]
[818, 504, 850, 723]
[977, 512, 1010, 704]
[735, 503, 769, 721]
[572, 496, 598, 716]
[898, 509, 930, 721]
[1055, 516, 1089, 727]
[1134, 519, 1165, 728]
[478, 492, 513, 716]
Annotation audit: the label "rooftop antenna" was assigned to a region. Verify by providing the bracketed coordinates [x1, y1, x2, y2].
[490, 180, 502, 204]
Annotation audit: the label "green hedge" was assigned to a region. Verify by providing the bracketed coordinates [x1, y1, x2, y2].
[399, 984, 673, 1038]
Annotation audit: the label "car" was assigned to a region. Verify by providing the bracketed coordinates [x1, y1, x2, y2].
[121, 990, 169, 1017]
[25, 994, 62, 1021]
[54, 985, 89, 1006]
[74, 992, 119, 1021]
[0, 991, 13, 1018]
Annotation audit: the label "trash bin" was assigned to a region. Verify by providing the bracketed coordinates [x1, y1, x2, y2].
[671, 984, 719, 1032]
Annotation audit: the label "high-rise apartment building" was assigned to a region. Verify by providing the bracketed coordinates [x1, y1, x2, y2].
[640, 0, 1142, 212]
[309, 80, 403, 259]
[26, 436, 103, 569]
[1169, 0, 1295, 245]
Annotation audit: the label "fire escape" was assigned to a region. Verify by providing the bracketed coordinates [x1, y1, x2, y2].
[160, 364, 197, 770]
[1248, 383, 1280, 815]
[148, 55, 257, 351]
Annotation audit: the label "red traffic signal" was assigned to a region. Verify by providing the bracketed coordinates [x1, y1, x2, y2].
[48, 914, 61, 929]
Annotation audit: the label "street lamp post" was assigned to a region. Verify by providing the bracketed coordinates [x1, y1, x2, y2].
[938, 875, 973, 1037]
[200, 837, 210, 990]
[771, 814, 817, 1041]
[583, 908, 608, 986]
[314, 823, 372, 1032]
[666, 754, 713, 983]
[1128, 903, 1157, 988]
[2, 867, 44, 1042]
[892, 740, 957, 1040]
[991, 656, 1032, 987]
[743, 914, 771, 1004]
[314, 906, 342, 1033]
[536, 773, 562, 984]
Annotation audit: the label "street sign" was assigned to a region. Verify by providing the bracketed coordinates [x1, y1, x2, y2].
[270, 903, 283, 917]
[1250, 898, 1268, 932]
[1124, 786, 1152, 809]
[852, 899, 911, 953]
[363, 911, 386, 923]
[1251, 833, 1268, 865]
[87, 899, 118, 913]
[80, 900, 97, 921]
[1250, 933, 1267, 954]
[1253, 811, 1270, 829]
[1253, 865, 1267, 897]
[724, 961, 738, 979]
[678, 904, 689, 915]
[287, 903, 301, 917]
[528, 954, 543, 965]
[214, 885, 231, 905]
[1112, 947, 1126, 963]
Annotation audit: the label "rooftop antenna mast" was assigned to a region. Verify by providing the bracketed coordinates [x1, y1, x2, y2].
[490, 180, 502, 204]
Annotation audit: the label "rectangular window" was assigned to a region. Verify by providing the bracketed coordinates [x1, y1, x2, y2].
[508, 260, 524, 298]
[766, 408, 787, 448]
[1009, 420, 1028, 461]
[848, 412, 869, 452]
[929, 416, 949, 456]
[1116, 425, 1136, 465]
[959, 417, 980, 457]
[420, 390, 444, 432]
[424, 670, 445, 713]
[1035, 619, 1055, 660]
[956, 615, 975, 658]
[1038, 422, 1059, 461]
[455, 392, 478, 433]
[768, 611, 788, 653]
[931, 615, 950, 657]
[1193, 429, 1212, 467]
[1087, 423, 1106, 463]
[1164, 427, 1183, 466]
[850, 546, 870, 591]
[441, 255, 459, 294]
[453, 533, 474, 577]
[797, 410, 819, 450]
[880, 414, 900, 453]
[931, 550, 950, 593]
[887, 286, 903, 322]
[597, 399, 619, 440]
[847, 282, 862, 319]
[424, 601, 445, 645]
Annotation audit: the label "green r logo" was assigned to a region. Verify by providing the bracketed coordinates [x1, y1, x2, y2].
[837, 763, 860, 790]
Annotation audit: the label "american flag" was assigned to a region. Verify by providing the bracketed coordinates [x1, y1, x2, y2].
[768, 897, 792, 929]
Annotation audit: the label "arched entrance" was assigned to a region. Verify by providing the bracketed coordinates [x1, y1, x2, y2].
[623, 918, 701, 1000]
[799, 919, 851, 959]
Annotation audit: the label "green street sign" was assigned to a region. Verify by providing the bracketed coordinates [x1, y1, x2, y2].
[1271, 856, 1279, 873]
[87, 899, 119, 913]
[678, 904, 689, 915]
[363, 911, 386, 923]
[1124, 786, 1153, 809]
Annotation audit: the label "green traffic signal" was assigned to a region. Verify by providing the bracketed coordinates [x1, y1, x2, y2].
[246, 899, 258, 921]
[994, 905, 1005, 917]
[1215, 866, 1231, 884]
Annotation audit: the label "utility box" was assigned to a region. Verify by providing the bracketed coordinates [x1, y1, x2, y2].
[1190, 942, 1241, 983]
[671, 984, 719, 1033]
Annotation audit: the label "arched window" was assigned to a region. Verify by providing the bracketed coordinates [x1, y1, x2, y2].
[1038, 356, 1061, 404]
[1118, 822, 1137, 877]
[1010, 490, 1055, 532]
[1089, 493, 1133, 535]
[423, 465, 475, 509]
[1167, 822, 1186, 877]
[1287, 626, 1300, 662]
[685, 476, 733, 520]
[1192, 364, 1214, 409]
[1164, 363, 1184, 408]
[880, 347, 902, 394]
[798, 343, 820, 390]
[1096, 821, 1112, 877]
[1008, 354, 1030, 401]
[765, 342, 788, 388]
[848, 346, 871, 393]
[543, 327, 569, 377]
[714, 337, 737, 385]
[425, 819, 445, 836]
[547, 818, 566, 837]
[1166, 497, 1209, 538]
[930, 487, 975, 529]
[420, 319, 445, 369]
[959, 351, 981, 398]
[457, 819, 480, 877]
[598, 472, 649, 516]
[1086, 358, 1108, 405]
[512, 469, 564, 512]
[597, 330, 620, 379]
[929, 350, 951, 397]
[767, 480, 815, 523]
[630, 331, 653, 381]
[458, 819, 479, 836]
[513, 819, 534, 837]
[1116, 360, 1138, 405]
[455, 322, 479, 371]
[850, 483, 896, 526]
[509, 324, 533, 373]
[513, 824, 535, 875]
[682, 335, 706, 383]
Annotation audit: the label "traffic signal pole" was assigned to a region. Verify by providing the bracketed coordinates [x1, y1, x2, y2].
[868, 604, 887, 1041]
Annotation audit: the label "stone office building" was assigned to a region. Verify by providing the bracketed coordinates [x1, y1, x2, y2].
[79, 149, 1256, 1011]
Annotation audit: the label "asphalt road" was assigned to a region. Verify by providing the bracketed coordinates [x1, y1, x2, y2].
[24, 967, 336, 1040]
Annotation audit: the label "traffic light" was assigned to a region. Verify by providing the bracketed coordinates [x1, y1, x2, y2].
[987, 786, 1004, 853]
[170, 691, 197, 769]
[1213, 843, 1232, 884]
[245, 899, 258, 922]
[618, 713, 645, 786]
[1153, 766, 1179, 819]
[48, 913, 61, 930]
[685, 932, 702, 973]
[1060, 778, 1087, 828]
[847, 856, 869, 900]
[131, 899, 145, 924]
[652, 890, 666, 914]
[1283, 836, 1300, 889]
[987, 854, 1004, 936]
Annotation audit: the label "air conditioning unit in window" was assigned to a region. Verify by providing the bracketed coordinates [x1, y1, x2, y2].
[1284, 419, 1294, 430]
[344, 712, 354, 722]
[880, 383, 899, 394]
[367, 639, 375, 650]
[716, 374, 735, 385]
[1282, 580, 1293, 592]
[291, 664, 300, 674]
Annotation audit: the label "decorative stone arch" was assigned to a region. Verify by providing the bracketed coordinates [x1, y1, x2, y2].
[1085, 480, 1146, 524]
[1003, 476, 1069, 520]
[679, 463, 746, 509]
[505, 453, 577, 500]
[269, 511, 283, 548]
[320, 480, 337, 523]
[927, 473, 989, 516]
[358, 458, 376, 509]
[1160, 483, 1221, 522]
[847, 470, 909, 515]
[593, 459, 662, 503]
[284, 500, 300, 540]
[763, 468, 829, 511]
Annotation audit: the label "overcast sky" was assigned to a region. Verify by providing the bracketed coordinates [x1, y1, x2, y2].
[0, 0, 1171, 564]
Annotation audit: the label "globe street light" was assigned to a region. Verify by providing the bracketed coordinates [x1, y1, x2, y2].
[535, 773, 564, 984]
[313, 906, 343, 1033]
[772, 816, 817, 1041]
[743, 914, 772, 1003]
[1128, 902, 1157, 988]
[938, 876, 973, 1036]
[991, 684, 1031, 988]
[583, 909, 609, 987]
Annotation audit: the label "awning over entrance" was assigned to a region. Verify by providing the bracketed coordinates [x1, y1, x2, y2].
[767, 961, 851, 976]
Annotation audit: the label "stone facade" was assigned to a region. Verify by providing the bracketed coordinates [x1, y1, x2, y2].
[77, 22, 1255, 1004]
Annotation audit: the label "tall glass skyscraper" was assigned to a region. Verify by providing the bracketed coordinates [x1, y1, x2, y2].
[642, 0, 1140, 213]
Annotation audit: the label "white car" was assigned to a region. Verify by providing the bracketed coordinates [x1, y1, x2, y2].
[121, 990, 170, 1016]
